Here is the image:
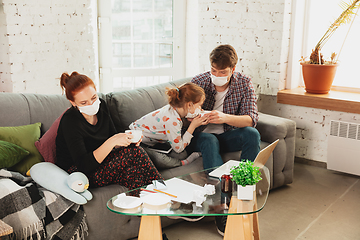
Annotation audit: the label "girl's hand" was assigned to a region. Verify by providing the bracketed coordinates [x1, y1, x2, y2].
[112, 133, 133, 147]
[190, 114, 209, 128]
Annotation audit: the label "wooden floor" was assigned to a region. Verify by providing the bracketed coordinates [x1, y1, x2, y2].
[152, 162, 360, 240]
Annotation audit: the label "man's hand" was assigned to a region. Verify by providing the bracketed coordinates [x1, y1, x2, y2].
[207, 110, 229, 124]
[207, 111, 253, 128]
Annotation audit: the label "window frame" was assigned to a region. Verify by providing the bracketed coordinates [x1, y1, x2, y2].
[97, 0, 186, 93]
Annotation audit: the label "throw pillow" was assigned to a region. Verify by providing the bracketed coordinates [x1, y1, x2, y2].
[0, 122, 43, 174]
[30, 162, 93, 205]
[35, 111, 66, 163]
[0, 140, 30, 168]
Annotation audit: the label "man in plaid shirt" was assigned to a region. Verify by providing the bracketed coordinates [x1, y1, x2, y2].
[189, 44, 261, 236]
[189, 44, 260, 169]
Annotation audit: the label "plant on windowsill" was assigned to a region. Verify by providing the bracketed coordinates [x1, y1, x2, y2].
[300, 0, 360, 94]
[230, 160, 262, 201]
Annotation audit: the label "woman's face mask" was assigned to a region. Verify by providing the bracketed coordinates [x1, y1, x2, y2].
[77, 98, 100, 116]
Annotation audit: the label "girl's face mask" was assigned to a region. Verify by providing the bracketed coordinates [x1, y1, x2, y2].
[185, 104, 202, 118]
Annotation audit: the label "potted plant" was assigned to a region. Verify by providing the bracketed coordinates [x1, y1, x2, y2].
[300, 0, 360, 94]
[230, 160, 262, 200]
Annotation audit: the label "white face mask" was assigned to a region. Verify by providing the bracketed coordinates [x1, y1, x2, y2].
[185, 105, 202, 118]
[77, 98, 100, 116]
[211, 74, 229, 87]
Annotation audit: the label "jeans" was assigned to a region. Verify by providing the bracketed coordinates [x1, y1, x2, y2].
[188, 127, 261, 170]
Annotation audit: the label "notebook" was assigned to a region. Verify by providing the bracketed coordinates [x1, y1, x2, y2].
[147, 142, 172, 153]
[208, 139, 279, 178]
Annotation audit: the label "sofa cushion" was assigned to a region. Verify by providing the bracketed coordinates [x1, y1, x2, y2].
[0, 140, 30, 168]
[23, 94, 70, 133]
[35, 111, 66, 163]
[0, 122, 43, 174]
[106, 79, 190, 133]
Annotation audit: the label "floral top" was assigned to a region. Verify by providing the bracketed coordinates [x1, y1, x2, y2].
[129, 105, 193, 153]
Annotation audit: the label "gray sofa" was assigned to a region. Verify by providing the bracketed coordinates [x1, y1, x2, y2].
[0, 78, 296, 239]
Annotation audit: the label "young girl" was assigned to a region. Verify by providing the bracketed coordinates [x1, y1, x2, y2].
[129, 82, 209, 168]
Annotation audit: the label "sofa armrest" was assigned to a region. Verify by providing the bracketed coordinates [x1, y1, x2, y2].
[256, 112, 296, 143]
[256, 112, 296, 189]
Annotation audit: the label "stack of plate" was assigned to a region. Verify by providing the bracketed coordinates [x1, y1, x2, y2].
[113, 196, 143, 213]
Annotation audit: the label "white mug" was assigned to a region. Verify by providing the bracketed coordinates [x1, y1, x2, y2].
[125, 130, 142, 143]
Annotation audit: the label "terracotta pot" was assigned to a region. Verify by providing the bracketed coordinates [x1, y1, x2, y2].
[301, 62, 339, 94]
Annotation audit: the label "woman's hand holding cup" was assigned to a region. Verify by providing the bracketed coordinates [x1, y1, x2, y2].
[125, 130, 143, 146]
[112, 133, 133, 147]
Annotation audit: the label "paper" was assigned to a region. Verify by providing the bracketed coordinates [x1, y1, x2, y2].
[147, 178, 205, 204]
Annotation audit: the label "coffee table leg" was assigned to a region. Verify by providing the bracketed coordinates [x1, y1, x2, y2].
[138, 215, 162, 240]
[224, 196, 258, 240]
[224, 214, 254, 240]
[253, 212, 260, 240]
[253, 199, 260, 240]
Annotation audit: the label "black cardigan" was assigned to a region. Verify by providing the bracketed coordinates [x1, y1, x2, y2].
[56, 98, 117, 176]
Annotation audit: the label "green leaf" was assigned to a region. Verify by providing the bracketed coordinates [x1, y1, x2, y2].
[230, 160, 262, 187]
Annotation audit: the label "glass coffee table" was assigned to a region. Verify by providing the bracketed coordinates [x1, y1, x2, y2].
[107, 166, 270, 240]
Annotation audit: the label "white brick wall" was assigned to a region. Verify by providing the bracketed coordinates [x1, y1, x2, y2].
[0, 0, 96, 94]
[1, 0, 358, 164]
[198, 0, 291, 96]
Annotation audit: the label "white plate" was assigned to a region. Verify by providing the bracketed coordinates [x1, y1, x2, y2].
[113, 196, 143, 209]
[141, 193, 171, 206]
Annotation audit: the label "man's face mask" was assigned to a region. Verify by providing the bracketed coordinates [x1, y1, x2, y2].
[211, 74, 229, 87]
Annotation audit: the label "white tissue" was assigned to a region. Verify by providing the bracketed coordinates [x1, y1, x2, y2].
[193, 190, 206, 207]
[192, 184, 216, 207]
[152, 180, 167, 190]
[203, 184, 215, 195]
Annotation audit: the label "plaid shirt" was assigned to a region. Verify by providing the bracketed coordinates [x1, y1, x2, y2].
[191, 71, 258, 131]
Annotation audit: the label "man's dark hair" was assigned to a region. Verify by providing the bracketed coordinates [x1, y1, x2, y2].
[209, 44, 238, 69]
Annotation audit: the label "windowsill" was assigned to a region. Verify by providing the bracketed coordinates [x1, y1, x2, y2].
[277, 87, 360, 114]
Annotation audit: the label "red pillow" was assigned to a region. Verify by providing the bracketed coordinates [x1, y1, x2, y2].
[35, 111, 66, 163]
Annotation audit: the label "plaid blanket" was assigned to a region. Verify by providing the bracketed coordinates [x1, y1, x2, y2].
[0, 169, 88, 240]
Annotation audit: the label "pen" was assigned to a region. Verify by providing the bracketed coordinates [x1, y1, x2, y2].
[140, 188, 157, 194]
[153, 188, 177, 198]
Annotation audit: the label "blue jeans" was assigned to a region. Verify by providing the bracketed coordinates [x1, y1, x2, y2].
[187, 127, 261, 170]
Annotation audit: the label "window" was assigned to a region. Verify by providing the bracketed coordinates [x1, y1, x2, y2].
[288, 0, 360, 90]
[304, 0, 360, 89]
[98, 0, 186, 92]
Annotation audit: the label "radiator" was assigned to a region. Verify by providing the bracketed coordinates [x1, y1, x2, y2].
[327, 120, 360, 176]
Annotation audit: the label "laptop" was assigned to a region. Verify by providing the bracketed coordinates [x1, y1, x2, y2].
[208, 139, 279, 178]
